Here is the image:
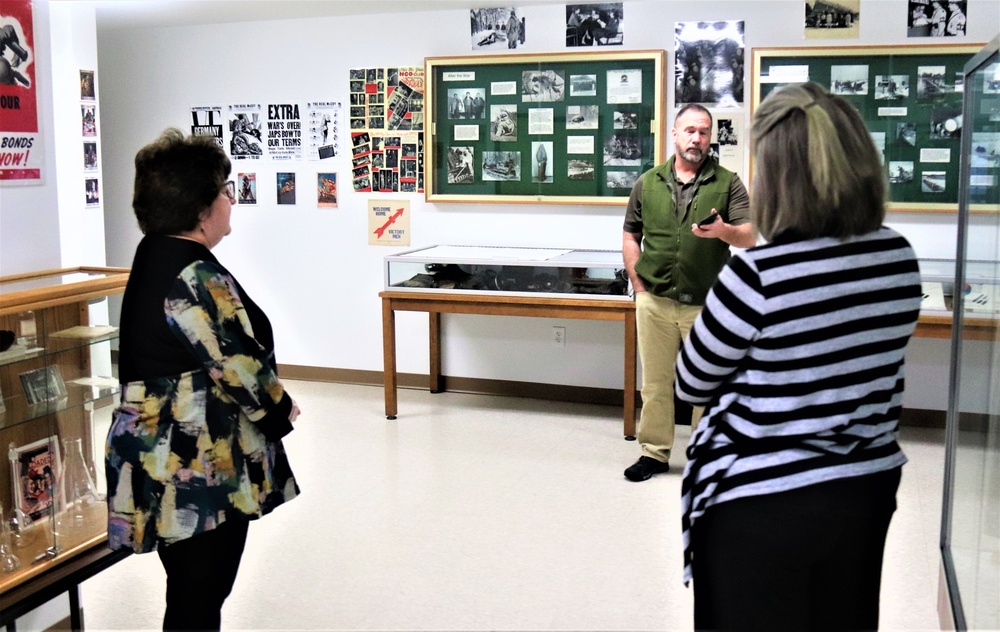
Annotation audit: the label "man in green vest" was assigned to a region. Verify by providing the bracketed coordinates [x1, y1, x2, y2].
[622, 104, 756, 481]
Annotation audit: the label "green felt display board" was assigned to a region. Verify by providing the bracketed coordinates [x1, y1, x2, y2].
[752, 45, 983, 212]
[426, 50, 665, 205]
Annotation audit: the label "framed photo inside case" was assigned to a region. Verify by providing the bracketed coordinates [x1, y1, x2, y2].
[9, 436, 61, 524]
[19, 365, 68, 405]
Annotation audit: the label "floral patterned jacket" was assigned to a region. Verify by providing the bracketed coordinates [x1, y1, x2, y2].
[106, 236, 298, 553]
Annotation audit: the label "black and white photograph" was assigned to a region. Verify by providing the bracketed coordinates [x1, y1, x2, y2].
[921, 171, 946, 192]
[83, 141, 97, 170]
[482, 151, 521, 181]
[566, 105, 599, 130]
[916, 65, 950, 99]
[908, 1, 935, 36]
[875, 74, 910, 100]
[569, 74, 597, 97]
[470, 7, 525, 50]
[447, 146, 475, 184]
[929, 107, 962, 139]
[228, 106, 263, 158]
[277, 172, 296, 205]
[830, 64, 869, 94]
[983, 63, 1000, 94]
[889, 160, 915, 183]
[613, 109, 638, 129]
[19, 365, 67, 405]
[870, 131, 886, 164]
[913, 0, 966, 37]
[603, 132, 641, 166]
[804, 0, 860, 39]
[567, 158, 595, 180]
[85, 178, 99, 206]
[566, 3, 623, 47]
[531, 141, 553, 183]
[896, 122, 917, 146]
[606, 170, 639, 189]
[448, 88, 486, 120]
[674, 20, 745, 106]
[490, 105, 518, 141]
[971, 132, 1000, 167]
[80, 69, 95, 100]
[521, 70, 565, 102]
[717, 118, 737, 145]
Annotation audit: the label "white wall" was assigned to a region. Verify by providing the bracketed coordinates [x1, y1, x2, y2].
[94, 1, 1000, 407]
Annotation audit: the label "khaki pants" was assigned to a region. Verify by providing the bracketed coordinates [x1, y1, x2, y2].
[635, 291, 703, 462]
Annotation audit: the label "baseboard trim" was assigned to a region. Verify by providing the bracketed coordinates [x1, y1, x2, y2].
[278, 364, 637, 407]
[279, 364, 947, 427]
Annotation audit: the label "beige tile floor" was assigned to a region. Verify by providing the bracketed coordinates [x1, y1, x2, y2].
[79, 380, 948, 631]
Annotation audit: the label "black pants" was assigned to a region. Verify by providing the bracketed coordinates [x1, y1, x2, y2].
[157, 516, 250, 631]
[691, 468, 901, 632]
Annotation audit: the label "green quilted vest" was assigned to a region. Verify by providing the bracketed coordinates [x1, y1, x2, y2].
[634, 157, 734, 305]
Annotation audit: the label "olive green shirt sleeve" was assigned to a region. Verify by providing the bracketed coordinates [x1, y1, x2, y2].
[728, 174, 750, 226]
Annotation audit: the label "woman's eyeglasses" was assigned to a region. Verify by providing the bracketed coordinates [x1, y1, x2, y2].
[224, 180, 236, 201]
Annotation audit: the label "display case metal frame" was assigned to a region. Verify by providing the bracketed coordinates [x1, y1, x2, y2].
[939, 34, 1000, 631]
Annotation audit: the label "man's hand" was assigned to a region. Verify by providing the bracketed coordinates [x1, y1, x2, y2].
[691, 208, 758, 248]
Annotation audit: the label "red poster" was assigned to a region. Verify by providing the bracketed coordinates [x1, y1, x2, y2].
[0, 0, 41, 183]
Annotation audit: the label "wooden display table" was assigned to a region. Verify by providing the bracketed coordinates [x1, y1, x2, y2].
[379, 291, 638, 438]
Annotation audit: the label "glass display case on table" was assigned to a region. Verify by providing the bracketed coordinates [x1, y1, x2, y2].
[384, 245, 630, 299]
[381, 246, 639, 438]
[0, 267, 130, 627]
[917, 258, 999, 340]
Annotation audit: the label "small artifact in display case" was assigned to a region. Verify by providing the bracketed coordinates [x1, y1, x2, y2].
[962, 283, 999, 313]
[385, 245, 630, 299]
[19, 366, 67, 405]
[921, 282, 947, 311]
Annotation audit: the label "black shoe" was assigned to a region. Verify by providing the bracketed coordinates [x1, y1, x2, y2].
[624, 456, 670, 481]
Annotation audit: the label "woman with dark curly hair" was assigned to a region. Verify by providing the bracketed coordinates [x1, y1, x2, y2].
[106, 129, 300, 631]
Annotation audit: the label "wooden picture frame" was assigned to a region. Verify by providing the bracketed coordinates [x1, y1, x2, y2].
[751, 44, 986, 213]
[425, 49, 666, 205]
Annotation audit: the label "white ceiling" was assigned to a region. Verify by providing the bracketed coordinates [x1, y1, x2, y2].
[84, 0, 565, 31]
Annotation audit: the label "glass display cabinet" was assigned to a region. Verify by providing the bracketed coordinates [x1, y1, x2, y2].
[0, 267, 131, 628]
[381, 245, 638, 437]
[384, 245, 630, 299]
[940, 35, 1000, 631]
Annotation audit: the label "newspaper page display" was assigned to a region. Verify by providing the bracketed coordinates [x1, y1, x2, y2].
[307, 101, 341, 160]
[266, 103, 303, 161]
[228, 103, 264, 160]
[191, 106, 224, 147]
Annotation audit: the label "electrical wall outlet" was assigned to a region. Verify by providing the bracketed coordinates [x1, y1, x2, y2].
[552, 326, 566, 347]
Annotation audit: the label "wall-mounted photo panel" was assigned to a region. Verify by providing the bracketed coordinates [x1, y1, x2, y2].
[426, 50, 664, 204]
[752, 44, 984, 212]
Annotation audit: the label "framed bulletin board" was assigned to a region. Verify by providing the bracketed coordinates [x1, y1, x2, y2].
[751, 44, 984, 213]
[425, 50, 665, 205]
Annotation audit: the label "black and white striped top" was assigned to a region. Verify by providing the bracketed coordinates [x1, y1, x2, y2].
[675, 227, 922, 584]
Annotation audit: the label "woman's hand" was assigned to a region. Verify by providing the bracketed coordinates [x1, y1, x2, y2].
[289, 400, 301, 423]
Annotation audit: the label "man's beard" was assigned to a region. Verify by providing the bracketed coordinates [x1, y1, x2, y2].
[679, 146, 705, 163]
